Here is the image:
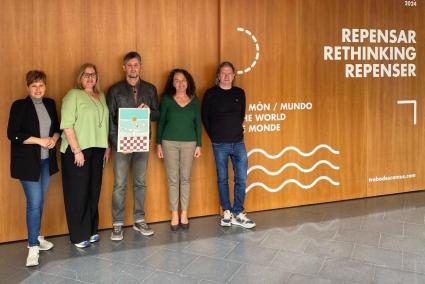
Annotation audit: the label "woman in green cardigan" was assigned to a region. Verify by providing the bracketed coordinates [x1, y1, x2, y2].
[157, 69, 202, 230]
[60, 63, 110, 248]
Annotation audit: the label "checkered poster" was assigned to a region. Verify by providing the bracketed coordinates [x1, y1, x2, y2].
[118, 108, 150, 152]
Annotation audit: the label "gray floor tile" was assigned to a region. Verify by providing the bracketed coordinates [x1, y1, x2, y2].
[380, 233, 425, 254]
[361, 217, 404, 235]
[142, 249, 198, 273]
[403, 252, 425, 274]
[403, 209, 425, 225]
[293, 222, 339, 240]
[198, 280, 221, 284]
[95, 246, 159, 265]
[182, 237, 238, 258]
[225, 243, 279, 266]
[38, 256, 115, 282]
[8, 270, 85, 284]
[374, 267, 425, 284]
[319, 258, 374, 283]
[404, 223, 425, 238]
[321, 216, 365, 231]
[157, 240, 192, 252]
[228, 263, 290, 284]
[352, 244, 402, 269]
[182, 256, 241, 282]
[259, 231, 311, 252]
[3, 191, 425, 283]
[288, 274, 339, 284]
[217, 227, 268, 245]
[334, 228, 380, 246]
[384, 208, 415, 223]
[270, 250, 324, 275]
[305, 239, 353, 258]
[144, 270, 199, 284]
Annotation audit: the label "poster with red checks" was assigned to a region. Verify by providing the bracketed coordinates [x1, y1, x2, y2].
[118, 108, 150, 152]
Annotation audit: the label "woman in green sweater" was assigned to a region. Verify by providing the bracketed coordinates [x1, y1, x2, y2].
[157, 69, 202, 230]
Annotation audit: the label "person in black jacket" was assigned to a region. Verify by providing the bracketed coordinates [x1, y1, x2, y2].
[7, 70, 60, 267]
[107, 51, 159, 241]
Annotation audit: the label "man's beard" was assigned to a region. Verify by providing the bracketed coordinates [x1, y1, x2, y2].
[127, 73, 139, 79]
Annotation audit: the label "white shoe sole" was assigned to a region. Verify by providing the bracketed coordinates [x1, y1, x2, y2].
[220, 220, 232, 227]
[26, 260, 39, 267]
[231, 220, 256, 229]
[110, 235, 123, 241]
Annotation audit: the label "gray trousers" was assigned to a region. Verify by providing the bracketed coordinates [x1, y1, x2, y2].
[162, 140, 196, 211]
[112, 150, 149, 226]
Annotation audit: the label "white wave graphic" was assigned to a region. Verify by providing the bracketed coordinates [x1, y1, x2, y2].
[246, 176, 340, 193]
[247, 144, 340, 158]
[247, 160, 340, 175]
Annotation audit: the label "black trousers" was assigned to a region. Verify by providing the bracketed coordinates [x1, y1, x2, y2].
[61, 147, 105, 243]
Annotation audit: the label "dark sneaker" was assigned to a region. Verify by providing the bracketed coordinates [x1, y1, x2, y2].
[221, 210, 232, 227]
[231, 213, 256, 229]
[133, 222, 154, 236]
[111, 225, 123, 241]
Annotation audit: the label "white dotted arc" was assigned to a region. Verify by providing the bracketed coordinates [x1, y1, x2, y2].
[236, 27, 260, 75]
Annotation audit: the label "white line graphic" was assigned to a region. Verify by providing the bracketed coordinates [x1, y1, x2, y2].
[246, 176, 340, 193]
[236, 27, 260, 75]
[247, 144, 340, 158]
[248, 160, 340, 175]
[397, 100, 417, 125]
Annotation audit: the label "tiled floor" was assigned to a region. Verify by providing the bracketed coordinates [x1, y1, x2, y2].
[2, 191, 425, 283]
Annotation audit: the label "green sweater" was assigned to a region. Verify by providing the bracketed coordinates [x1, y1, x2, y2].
[60, 89, 109, 153]
[157, 95, 202, 146]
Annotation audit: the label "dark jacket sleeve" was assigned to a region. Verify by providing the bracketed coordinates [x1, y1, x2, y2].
[48, 99, 60, 135]
[241, 89, 246, 122]
[7, 100, 31, 144]
[149, 85, 160, 122]
[107, 87, 118, 150]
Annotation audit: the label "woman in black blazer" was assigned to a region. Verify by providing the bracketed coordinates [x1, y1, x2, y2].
[7, 70, 60, 267]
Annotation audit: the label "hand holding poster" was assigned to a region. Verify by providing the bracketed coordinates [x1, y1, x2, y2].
[118, 108, 150, 152]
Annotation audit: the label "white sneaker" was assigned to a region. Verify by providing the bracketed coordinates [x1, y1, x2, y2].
[74, 240, 90, 248]
[26, 246, 40, 267]
[221, 210, 232, 227]
[27, 236, 54, 251]
[231, 213, 256, 229]
[38, 236, 54, 251]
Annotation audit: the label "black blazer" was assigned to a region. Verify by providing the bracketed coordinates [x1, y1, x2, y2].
[7, 96, 60, 181]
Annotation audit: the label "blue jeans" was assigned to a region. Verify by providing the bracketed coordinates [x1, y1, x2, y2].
[112, 150, 149, 226]
[212, 141, 248, 215]
[20, 159, 51, 247]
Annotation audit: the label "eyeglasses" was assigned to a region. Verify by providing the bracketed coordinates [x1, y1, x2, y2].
[82, 72, 97, 79]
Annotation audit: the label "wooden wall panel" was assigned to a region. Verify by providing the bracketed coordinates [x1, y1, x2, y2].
[0, 0, 423, 243]
[0, 0, 34, 243]
[220, 0, 367, 211]
[365, 0, 425, 196]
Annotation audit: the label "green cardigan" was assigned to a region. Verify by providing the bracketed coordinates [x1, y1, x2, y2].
[157, 95, 202, 146]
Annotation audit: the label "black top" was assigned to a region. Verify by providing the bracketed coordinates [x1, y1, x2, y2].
[107, 79, 160, 150]
[202, 85, 246, 143]
[7, 96, 60, 181]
